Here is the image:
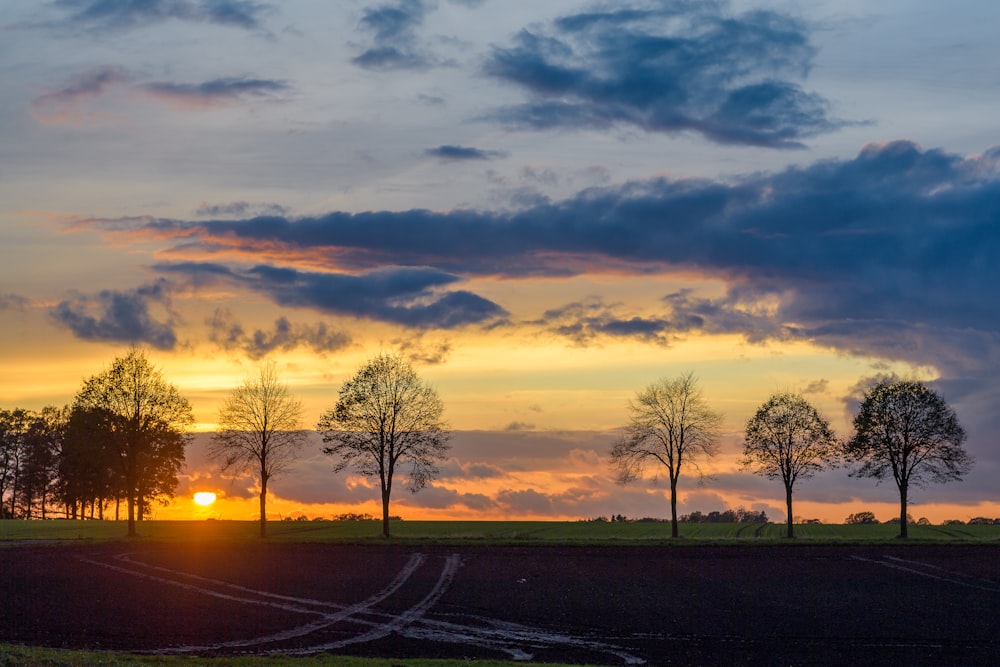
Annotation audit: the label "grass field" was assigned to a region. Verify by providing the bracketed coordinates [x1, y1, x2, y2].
[3, 518, 1000, 543]
[0, 644, 598, 667]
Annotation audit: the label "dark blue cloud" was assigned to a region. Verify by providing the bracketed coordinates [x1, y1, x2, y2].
[50, 0, 273, 31]
[424, 145, 508, 161]
[101, 141, 1000, 375]
[157, 262, 508, 328]
[481, 1, 847, 147]
[50, 280, 178, 349]
[352, 0, 436, 71]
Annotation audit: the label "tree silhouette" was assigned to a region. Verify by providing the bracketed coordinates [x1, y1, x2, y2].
[741, 392, 838, 538]
[317, 353, 450, 538]
[61, 406, 122, 519]
[209, 362, 307, 538]
[844, 379, 971, 538]
[610, 372, 722, 538]
[0, 409, 30, 518]
[72, 348, 193, 536]
[18, 406, 67, 519]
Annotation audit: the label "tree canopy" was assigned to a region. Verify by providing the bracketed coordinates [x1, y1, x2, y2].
[71, 348, 193, 536]
[317, 353, 450, 537]
[610, 372, 722, 538]
[844, 379, 971, 538]
[741, 391, 838, 538]
[209, 362, 307, 538]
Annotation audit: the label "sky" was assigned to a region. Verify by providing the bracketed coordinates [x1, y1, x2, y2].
[2, 0, 1000, 525]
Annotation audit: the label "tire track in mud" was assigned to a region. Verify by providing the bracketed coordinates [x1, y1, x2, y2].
[851, 554, 1000, 593]
[79, 552, 428, 652]
[79, 550, 646, 664]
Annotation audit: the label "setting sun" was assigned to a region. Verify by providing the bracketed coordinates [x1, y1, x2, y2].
[193, 492, 217, 507]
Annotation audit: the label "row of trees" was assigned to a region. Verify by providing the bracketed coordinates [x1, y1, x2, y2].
[0, 351, 193, 535]
[1, 351, 974, 541]
[611, 372, 973, 539]
[0, 348, 448, 539]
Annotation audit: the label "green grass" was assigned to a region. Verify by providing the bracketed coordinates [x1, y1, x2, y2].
[0, 644, 602, 667]
[3, 519, 1000, 544]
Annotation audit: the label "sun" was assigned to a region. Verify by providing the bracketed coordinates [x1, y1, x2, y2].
[193, 492, 217, 507]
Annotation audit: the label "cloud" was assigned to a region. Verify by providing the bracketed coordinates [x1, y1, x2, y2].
[504, 421, 535, 432]
[801, 379, 829, 395]
[207, 308, 351, 359]
[424, 145, 508, 161]
[391, 334, 453, 365]
[185, 429, 998, 521]
[50, 280, 178, 349]
[352, 0, 438, 71]
[538, 291, 789, 347]
[157, 262, 508, 329]
[32, 69, 287, 122]
[496, 488, 553, 514]
[139, 77, 289, 109]
[194, 201, 292, 218]
[481, 1, 847, 147]
[395, 482, 496, 511]
[0, 294, 29, 311]
[86, 141, 1000, 378]
[48, 0, 274, 32]
[32, 66, 131, 123]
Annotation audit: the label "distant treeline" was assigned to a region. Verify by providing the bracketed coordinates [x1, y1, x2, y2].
[590, 507, 769, 524]
[281, 513, 403, 522]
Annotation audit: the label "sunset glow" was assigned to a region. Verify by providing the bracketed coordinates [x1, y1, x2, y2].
[3, 2, 1000, 528]
[193, 492, 217, 507]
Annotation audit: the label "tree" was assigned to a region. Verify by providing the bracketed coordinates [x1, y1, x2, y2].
[740, 392, 838, 538]
[845, 511, 878, 525]
[317, 353, 450, 538]
[61, 406, 122, 519]
[844, 379, 972, 538]
[209, 362, 307, 538]
[0, 409, 30, 518]
[610, 372, 722, 538]
[72, 348, 193, 536]
[18, 406, 68, 519]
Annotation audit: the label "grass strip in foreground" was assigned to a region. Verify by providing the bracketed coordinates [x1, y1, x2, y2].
[0, 645, 608, 667]
[2, 519, 1000, 544]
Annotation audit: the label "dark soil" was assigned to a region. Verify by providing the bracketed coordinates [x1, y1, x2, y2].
[2, 542, 999, 665]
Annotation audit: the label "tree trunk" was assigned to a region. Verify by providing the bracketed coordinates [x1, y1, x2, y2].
[669, 476, 679, 538]
[785, 484, 794, 539]
[898, 484, 908, 538]
[127, 494, 136, 537]
[259, 476, 268, 539]
[381, 486, 391, 538]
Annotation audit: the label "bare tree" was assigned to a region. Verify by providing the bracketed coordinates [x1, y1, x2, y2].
[741, 392, 838, 538]
[844, 379, 972, 538]
[610, 372, 722, 538]
[209, 362, 307, 538]
[317, 353, 450, 538]
[72, 348, 193, 537]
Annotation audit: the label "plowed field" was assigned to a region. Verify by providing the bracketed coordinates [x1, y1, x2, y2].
[3, 543, 999, 665]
